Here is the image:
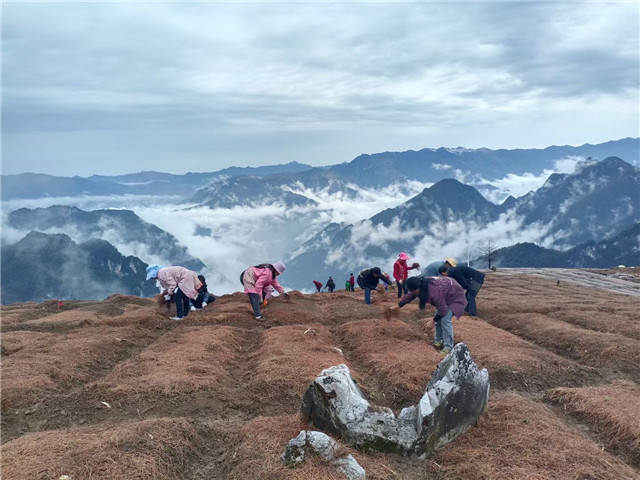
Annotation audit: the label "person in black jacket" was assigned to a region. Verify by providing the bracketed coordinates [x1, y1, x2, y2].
[438, 265, 485, 317]
[356, 267, 392, 304]
[191, 274, 216, 310]
[325, 277, 336, 292]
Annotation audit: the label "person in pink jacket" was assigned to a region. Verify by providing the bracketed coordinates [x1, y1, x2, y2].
[240, 262, 289, 321]
[146, 264, 202, 321]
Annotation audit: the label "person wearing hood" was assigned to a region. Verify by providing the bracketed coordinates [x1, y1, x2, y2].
[313, 280, 323, 292]
[393, 252, 420, 298]
[393, 275, 467, 353]
[146, 264, 202, 321]
[240, 262, 289, 321]
[356, 266, 392, 304]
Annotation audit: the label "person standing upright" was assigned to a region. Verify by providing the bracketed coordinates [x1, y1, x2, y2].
[393, 252, 420, 298]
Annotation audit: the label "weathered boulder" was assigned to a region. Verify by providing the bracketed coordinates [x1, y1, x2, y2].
[282, 430, 366, 479]
[301, 342, 489, 457]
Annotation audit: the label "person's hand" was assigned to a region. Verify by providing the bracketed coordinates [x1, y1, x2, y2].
[423, 318, 435, 334]
[163, 294, 172, 302]
[398, 280, 403, 286]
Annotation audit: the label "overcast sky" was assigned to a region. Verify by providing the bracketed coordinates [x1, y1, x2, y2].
[2, 1, 639, 177]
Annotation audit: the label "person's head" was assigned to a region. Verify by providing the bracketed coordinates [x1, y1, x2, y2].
[197, 274, 206, 283]
[372, 267, 382, 277]
[438, 265, 449, 276]
[405, 276, 421, 294]
[444, 257, 457, 268]
[398, 252, 409, 263]
[145, 264, 164, 280]
[273, 261, 286, 276]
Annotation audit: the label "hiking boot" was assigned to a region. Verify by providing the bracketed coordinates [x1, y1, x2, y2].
[190, 306, 196, 312]
[442, 347, 452, 354]
[254, 315, 265, 322]
[170, 316, 184, 321]
[433, 340, 443, 349]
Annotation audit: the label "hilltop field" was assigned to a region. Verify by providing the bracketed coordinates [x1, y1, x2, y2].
[1, 269, 639, 479]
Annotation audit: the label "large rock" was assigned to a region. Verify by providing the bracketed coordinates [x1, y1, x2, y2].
[301, 343, 489, 457]
[282, 430, 365, 479]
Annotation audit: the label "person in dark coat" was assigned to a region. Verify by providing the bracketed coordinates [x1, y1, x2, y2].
[356, 267, 392, 304]
[393, 275, 467, 353]
[438, 265, 485, 317]
[325, 277, 336, 292]
[313, 280, 323, 292]
[191, 274, 216, 309]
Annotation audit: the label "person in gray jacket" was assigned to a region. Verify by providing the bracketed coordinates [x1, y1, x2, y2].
[438, 264, 485, 317]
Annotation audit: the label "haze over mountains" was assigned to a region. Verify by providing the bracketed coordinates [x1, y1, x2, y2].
[1, 138, 638, 303]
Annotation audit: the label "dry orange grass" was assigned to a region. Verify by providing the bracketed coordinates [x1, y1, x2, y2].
[486, 312, 640, 379]
[225, 414, 376, 480]
[248, 324, 350, 405]
[335, 318, 442, 407]
[92, 325, 244, 402]
[455, 316, 597, 390]
[1, 417, 198, 480]
[434, 392, 639, 480]
[547, 310, 640, 341]
[547, 382, 640, 466]
[1, 325, 158, 408]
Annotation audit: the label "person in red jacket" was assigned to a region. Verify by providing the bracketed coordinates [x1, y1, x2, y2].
[393, 252, 420, 299]
[312, 280, 323, 292]
[349, 273, 355, 292]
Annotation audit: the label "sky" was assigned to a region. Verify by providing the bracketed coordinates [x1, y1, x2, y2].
[2, 1, 639, 177]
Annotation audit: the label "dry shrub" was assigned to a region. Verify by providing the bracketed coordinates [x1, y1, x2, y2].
[435, 392, 638, 480]
[1, 325, 158, 408]
[93, 325, 245, 402]
[547, 382, 640, 466]
[454, 316, 597, 391]
[1, 417, 198, 480]
[247, 324, 347, 407]
[335, 319, 442, 407]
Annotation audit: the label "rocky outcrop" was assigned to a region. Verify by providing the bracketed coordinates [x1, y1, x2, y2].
[301, 343, 489, 458]
[281, 430, 365, 479]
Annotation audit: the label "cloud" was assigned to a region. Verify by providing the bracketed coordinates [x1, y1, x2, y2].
[2, 2, 638, 175]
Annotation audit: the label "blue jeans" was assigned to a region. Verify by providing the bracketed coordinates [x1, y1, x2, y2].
[465, 279, 483, 316]
[248, 293, 262, 317]
[174, 289, 190, 318]
[364, 287, 372, 304]
[434, 309, 454, 350]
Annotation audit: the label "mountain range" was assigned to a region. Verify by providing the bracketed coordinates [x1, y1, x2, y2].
[1, 138, 638, 302]
[6, 206, 205, 272]
[283, 156, 639, 289]
[1, 231, 158, 304]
